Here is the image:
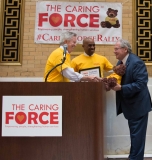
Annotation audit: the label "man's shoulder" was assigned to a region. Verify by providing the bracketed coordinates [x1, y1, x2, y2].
[128, 53, 145, 65]
[49, 47, 63, 57]
[93, 53, 107, 59]
[129, 53, 142, 61]
[71, 53, 85, 60]
[52, 47, 62, 54]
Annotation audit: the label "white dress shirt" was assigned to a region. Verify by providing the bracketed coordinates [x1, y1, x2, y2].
[60, 46, 83, 82]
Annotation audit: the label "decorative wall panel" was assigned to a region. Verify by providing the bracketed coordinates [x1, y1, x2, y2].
[0, 0, 24, 65]
[133, 0, 152, 65]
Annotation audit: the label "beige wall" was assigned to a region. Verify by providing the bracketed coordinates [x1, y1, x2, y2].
[1, 0, 151, 77]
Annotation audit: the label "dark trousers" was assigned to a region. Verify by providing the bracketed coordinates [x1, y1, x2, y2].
[128, 113, 148, 160]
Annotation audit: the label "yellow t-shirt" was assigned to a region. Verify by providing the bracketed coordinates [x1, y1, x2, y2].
[105, 17, 118, 25]
[44, 47, 71, 82]
[71, 53, 121, 84]
[107, 73, 121, 84]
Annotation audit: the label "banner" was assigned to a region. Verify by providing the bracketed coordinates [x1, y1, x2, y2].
[34, 1, 122, 44]
[2, 96, 62, 137]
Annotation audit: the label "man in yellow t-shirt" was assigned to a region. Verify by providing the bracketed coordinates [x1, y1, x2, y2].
[71, 38, 124, 85]
[44, 47, 71, 82]
[44, 32, 102, 82]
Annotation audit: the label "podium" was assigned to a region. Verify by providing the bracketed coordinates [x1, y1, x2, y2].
[0, 82, 106, 160]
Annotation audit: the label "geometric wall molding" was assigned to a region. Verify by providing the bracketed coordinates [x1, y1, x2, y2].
[0, 0, 25, 65]
[133, 0, 152, 65]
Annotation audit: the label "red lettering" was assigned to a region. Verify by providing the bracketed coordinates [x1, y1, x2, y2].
[98, 34, 102, 41]
[28, 112, 38, 124]
[49, 13, 62, 27]
[15, 112, 27, 124]
[89, 14, 99, 27]
[46, 5, 61, 12]
[5, 112, 59, 124]
[39, 112, 49, 124]
[64, 14, 76, 27]
[38, 13, 48, 27]
[42, 33, 49, 41]
[50, 112, 58, 124]
[54, 36, 60, 41]
[5, 112, 14, 124]
[77, 14, 88, 27]
[38, 13, 99, 28]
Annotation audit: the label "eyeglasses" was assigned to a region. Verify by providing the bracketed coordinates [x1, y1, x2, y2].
[114, 47, 124, 51]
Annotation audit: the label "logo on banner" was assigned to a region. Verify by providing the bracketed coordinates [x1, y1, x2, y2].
[2, 96, 62, 136]
[35, 2, 122, 44]
[101, 8, 120, 28]
[5, 104, 59, 125]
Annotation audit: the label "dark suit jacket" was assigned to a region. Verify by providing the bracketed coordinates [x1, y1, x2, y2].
[116, 53, 152, 119]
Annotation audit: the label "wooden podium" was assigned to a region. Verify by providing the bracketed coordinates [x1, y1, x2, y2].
[0, 82, 106, 160]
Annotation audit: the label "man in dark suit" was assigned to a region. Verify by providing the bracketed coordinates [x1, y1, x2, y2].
[112, 39, 152, 160]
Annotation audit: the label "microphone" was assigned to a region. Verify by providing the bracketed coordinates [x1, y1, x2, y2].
[63, 44, 68, 58]
[45, 44, 68, 82]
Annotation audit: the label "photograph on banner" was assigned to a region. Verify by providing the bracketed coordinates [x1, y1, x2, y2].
[34, 1, 122, 44]
[2, 96, 62, 137]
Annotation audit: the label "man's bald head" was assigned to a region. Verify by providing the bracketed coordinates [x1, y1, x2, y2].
[82, 38, 95, 56]
[83, 38, 94, 45]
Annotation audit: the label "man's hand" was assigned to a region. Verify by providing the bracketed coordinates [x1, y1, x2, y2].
[111, 84, 122, 91]
[113, 64, 126, 76]
[102, 78, 110, 91]
[102, 77, 117, 91]
[81, 76, 102, 82]
[107, 77, 117, 88]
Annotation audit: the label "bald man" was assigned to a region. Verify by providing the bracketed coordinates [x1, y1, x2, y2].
[71, 38, 122, 85]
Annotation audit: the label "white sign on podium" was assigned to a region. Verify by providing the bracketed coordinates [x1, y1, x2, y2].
[2, 96, 62, 137]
